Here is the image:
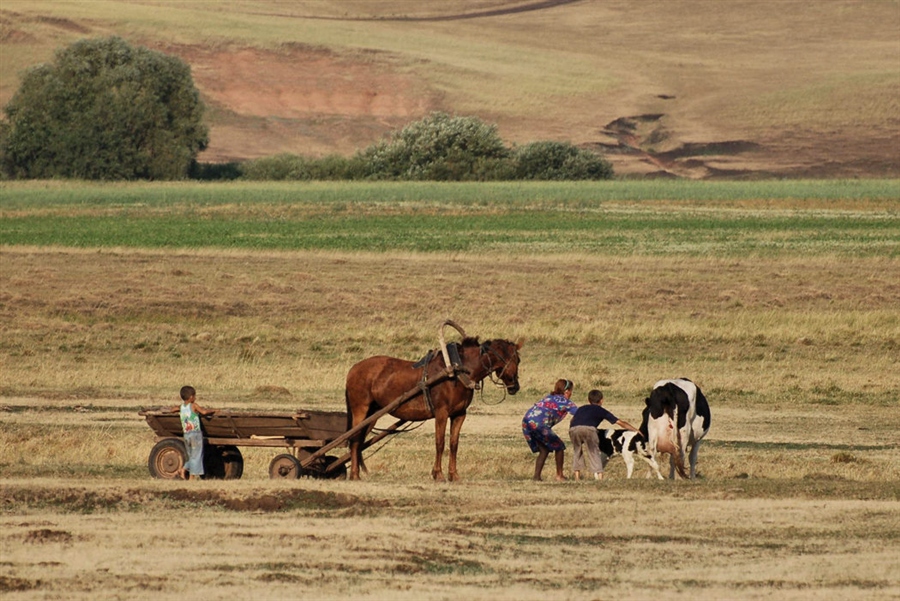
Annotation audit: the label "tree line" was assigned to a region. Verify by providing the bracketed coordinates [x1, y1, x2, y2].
[1, 37, 613, 182]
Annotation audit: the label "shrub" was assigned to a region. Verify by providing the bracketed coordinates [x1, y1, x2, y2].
[218, 114, 615, 182]
[358, 112, 510, 181]
[512, 141, 614, 180]
[241, 154, 310, 180]
[240, 153, 368, 181]
[190, 162, 242, 181]
[307, 154, 369, 180]
[1, 36, 208, 180]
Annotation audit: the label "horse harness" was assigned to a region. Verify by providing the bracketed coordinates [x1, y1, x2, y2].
[412, 342, 516, 416]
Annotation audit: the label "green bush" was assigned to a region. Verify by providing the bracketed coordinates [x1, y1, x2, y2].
[241, 154, 310, 180]
[241, 153, 367, 181]
[189, 161, 242, 181]
[233, 121, 616, 181]
[357, 112, 510, 181]
[1, 36, 207, 180]
[307, 154, 369, 180]
[512, 141, 614, 180]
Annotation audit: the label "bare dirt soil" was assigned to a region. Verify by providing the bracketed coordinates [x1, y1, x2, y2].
[174, 44, 444, 162]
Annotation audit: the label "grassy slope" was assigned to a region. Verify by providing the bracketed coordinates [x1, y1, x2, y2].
[1, 0, 898, 177]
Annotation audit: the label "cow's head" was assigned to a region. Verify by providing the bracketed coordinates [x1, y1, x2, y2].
[597, 430, 615, 457]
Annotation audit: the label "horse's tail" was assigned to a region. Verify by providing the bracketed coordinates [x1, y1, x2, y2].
[344, 386, 368, 475]
[345, 388, 352, 431]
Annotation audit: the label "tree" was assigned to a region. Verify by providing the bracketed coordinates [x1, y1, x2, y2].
[358, 112, 510, 180]
[512, 141, 614, 180]
[1, 36, 208, 180]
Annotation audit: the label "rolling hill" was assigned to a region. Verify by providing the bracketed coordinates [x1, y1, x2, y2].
[1, 0, 898, 179]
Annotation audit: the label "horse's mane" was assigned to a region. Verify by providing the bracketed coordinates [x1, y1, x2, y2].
[460, 336, 481, 347]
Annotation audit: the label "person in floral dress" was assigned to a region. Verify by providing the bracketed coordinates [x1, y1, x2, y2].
[522, 378, 579, 481]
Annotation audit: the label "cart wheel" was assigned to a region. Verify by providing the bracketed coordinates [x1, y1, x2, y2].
[148, 438, 187, 479]
[321, 456, 348, 480]
[268, 454, 302, 479]
[203, 444, 244, 480]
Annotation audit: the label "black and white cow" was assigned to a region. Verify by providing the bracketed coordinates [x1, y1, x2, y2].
[597, 428, 663, 479]
[642, 378, 711, 479]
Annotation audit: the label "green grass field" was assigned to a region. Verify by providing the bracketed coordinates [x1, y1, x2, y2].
[3, 180, 898, 255]
[4, 180, 898, 206]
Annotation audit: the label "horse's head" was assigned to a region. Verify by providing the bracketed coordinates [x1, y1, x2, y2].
[480, 338, 523, 395]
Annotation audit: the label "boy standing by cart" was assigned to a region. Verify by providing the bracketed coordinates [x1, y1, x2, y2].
[171, 385, 215, 480]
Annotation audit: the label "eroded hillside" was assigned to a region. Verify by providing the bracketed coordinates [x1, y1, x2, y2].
[1, 0, 898, 178]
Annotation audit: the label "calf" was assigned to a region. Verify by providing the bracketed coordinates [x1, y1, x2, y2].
[597, 428, 664, 479]
[642, 378, 711, 479]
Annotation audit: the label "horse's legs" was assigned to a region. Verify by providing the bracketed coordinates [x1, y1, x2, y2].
[348, 402, 372, 481]
[348, 431, 359, 481]
[358, 445, 369, 475]
[354, 422, 375, 476]
[348, 434, 362, 481]
[432, 413, 448, 482]
[447, 413, 467, 482]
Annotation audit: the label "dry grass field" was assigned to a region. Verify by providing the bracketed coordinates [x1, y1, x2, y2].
[1, 0, 898, 178]
[2, 229, 899, 599]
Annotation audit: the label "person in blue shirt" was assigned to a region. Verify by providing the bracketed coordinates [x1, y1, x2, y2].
[522, 379, 579, 481]
[568, 389, 640, 480]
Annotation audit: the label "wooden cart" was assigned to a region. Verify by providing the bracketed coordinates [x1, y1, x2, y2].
[139, 409, 355, 479]
[140, 321, 472, 480]
[139, 404, 416, 480]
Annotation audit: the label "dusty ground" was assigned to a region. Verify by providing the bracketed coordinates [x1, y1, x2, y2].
[1, 208, 899, 597]
[178, 44, 443, 162]
[2, 399, 899, 601]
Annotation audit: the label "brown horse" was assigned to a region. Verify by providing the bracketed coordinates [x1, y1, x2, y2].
[345, 336, 522, 481]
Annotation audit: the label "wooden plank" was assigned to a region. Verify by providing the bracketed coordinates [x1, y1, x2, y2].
[361, 419, 409, 451]
[139, 409, 346, 440]
[322, 419, 408, 473]
[204, 437, 328, 448]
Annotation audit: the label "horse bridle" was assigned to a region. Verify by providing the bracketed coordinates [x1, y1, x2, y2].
[480, 341, 519, 390]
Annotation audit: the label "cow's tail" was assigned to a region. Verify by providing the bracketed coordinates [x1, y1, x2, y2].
[671, 404, 688, 479]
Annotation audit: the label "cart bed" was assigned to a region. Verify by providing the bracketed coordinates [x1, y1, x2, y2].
[139, 409, 348, 442]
